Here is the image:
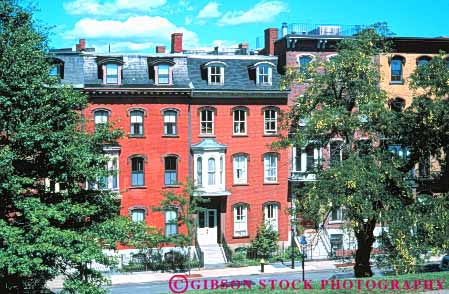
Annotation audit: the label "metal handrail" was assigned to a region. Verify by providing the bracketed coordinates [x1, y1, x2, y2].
[220, 232, 233, 263]
[194, 234, 204, 268]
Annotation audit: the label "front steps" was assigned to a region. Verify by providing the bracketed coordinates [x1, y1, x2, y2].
[200, 244, 227, 268]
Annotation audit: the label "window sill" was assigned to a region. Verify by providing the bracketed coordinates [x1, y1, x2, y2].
[233, 235, 250, 239]
[328, 220, 343, 224]
[263, 133, 279, 137]
[263, 182, 279, 185]
[389, 81, 404, 85]
[163, 185, 181, 188]
[199, 134, 216, 138]
[128, 134, 146, 138]
[232, 134, 248, 138]
[162, 135, 179, 138]
[129, 186, 147, 189]
[233, 183, 249, 187]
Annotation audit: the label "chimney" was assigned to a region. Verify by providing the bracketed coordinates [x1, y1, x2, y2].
[282, 22, 288, 37]
[76, 38, 86, 51]
[264, 28, 278, 56]
[171, 33, 183, 53]
[156, 45, 166, 53]
[238, 42, 249, 55]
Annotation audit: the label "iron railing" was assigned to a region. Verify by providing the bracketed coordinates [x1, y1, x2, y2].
[194, 234, 204, 268]
[220, 232, 233, 263]
[286, 23, 367, 37]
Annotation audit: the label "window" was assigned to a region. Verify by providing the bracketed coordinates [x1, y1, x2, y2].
[106, 63, 118, 84]
[417, 56, 431, 67]
[158, 64, 170, 84]
[131, 209, 145, 222]
[219, 156, 223, 185]
[208, 66, 224, 85]
[164, 156, 178, 186]
[130, 110, 144, 136]
[164, 110, 177, 135]
[330, 141, 343, 166]
[49, 64, 61, 77]
[200, 109, 214, 135]
[264, 109, 277, 134]
[94, 110, 109, 130]
[196, 157, 202, 186]
[165, 210, 177, 237]
[330, 208, 343, 222]
[233, 154, 248, 184]
[305, 144, 316, 172]
[298, 55, 313, 75]
[264, 154, 277, 183]
[208, 158, 216, 185]
[390, 57, 404, 82]
[233, 109, 247, 135]
[264, 203, 279, 231]
[390, 97, 405, 112]
[257, 64, 272, 85]
[99, 155, 118, 190]
[131, 157, 144, 186]
[233, 205, 248, 237]
[330, 234, 343, 251]
[356, 139, 372, 156]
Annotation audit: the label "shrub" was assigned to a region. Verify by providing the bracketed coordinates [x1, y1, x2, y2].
[249, 224, 279, 259]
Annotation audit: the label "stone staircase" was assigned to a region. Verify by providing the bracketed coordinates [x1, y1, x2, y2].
[200, 244, 227, 268]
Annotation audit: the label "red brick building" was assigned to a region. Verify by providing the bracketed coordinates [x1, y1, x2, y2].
[51, 34, 290, 265]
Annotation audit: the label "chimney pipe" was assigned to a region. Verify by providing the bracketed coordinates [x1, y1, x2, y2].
[156, 45, 166, 53]
[264, 28, 278, 56]
[76, 38, 86, 51]
[171, 33, 183, 53]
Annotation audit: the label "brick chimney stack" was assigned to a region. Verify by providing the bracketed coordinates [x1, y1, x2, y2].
[156, 45, 166, 53]
[238, 43, 249, 54]
[264, 28, 278, 56]
[76, 39, 86, 51]
[171, 33, 183, 53]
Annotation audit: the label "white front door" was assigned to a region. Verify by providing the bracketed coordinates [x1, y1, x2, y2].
[197, 209, 218, 245]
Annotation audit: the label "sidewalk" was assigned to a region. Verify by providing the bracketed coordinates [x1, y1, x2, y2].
[47, 259, 337, 289]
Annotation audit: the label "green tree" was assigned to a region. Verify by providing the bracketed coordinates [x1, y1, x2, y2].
[249, 224, 279, 259]
[0, 1, 150, 292]
[281, 24, 416, 277]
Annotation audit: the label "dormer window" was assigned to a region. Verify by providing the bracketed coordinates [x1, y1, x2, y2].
[149, 59, 175, 85]
[208, 66, 224, 85]
[49, 58, 64, 79]
[257, 64, 271, 85]
[158, 64, 170, 84]
[97, 57, 124, 85]
[106, 64, 118, 84]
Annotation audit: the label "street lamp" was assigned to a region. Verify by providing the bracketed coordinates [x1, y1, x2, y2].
[299, 235, 308, 281]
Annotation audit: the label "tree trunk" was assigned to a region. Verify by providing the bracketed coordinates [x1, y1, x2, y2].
[354, 219, 376, 278]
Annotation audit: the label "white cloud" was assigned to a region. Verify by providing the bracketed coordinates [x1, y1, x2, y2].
[64, 16, 199, 52]
[63, 0, 167, 16]
[218, 0, 287, 26]
[197, 2, 221, 19]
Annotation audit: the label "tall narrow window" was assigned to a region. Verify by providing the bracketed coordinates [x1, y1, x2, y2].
[330, 141, 343, 166]
[164, 156, 178, 186]
[131, 157, 144, 186]
[264, 154, 277, 183]
[264, 203, 279, 231]
[208, 158, 216, 185]
[164, 110, 177, 135]
[298, 55, 312, 75]
[208, 66, 224, 85]
[196, 157, 202, 186]
[233, 154, 248, 184]
[130, 110, 144, 136]
[233, 205, 248, 237]
[391, 57, 404, 82]
[330, 208, 343, 222]
[106, 63, 118, 84]
[111, 157, 118, 190]
[158, 64, 170, 84]
[131, 209, 145, 222]
[294, 147, 302, 172]
[219, 156, 223, 185]
[305, 144, 316, 171]
[165, 210, 177, 237]
[200, 109, 214, 135]
[94, 110, 109, 130]
[264, 109, 277, 134]
[233, 109, 247, 135]
[257, 64, 272, 85]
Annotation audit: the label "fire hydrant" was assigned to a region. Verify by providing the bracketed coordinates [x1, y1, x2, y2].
[260, 258, 265, 273]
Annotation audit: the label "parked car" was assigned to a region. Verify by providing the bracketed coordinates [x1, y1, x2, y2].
[440, 255, 449, 271]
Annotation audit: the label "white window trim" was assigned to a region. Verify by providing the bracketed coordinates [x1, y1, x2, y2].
[233, 205, 248, 237]
[256, 65, 272, 85]
[293, 144, 322, 172]
[200, 109, 215, 135]
[329, 207, 343, 224]
[233, 109, 247, 135]
[264, 154, 278, 183]
[103, 63, 121, 85]
[264, 203, 279, 231]
[207, 66, 224, 85]
[329, 139, 344, 166]
[233, 155, 248, 184]
[155, 64, 173, 85]
[264, 109, 278, 135]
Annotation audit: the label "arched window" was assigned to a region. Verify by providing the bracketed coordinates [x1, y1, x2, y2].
[131, 208, 146, 222]
[131, 157, 145, 186]
[233, 204, 249, 237]
[196, 157, 202, 186]
[263, 153, 278, 183]
[208, 158, 216, 185]
[130, 110, 144, 136]
[390, 56, 405, 83]
[264, 203, 279, 231]
[298, 55, 313, 74]
[94, 110, 109, 130]
[233, 154, 248, 184]
[233, 109, 247, 135]
[390, 97, 405, 112]
[164, 110, 178, 135]
[165, 209, 178, 236]
[417, 56, 431, 67]
[164, 156, 178, 186]
[264, 108, 278, 135]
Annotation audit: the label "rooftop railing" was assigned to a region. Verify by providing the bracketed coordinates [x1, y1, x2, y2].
[284, 23, 367, 37]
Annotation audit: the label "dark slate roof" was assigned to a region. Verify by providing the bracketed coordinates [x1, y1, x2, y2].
[187, 56, 283, 92]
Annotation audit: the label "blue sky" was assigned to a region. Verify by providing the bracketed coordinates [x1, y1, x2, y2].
[34, 0, 449, 53]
